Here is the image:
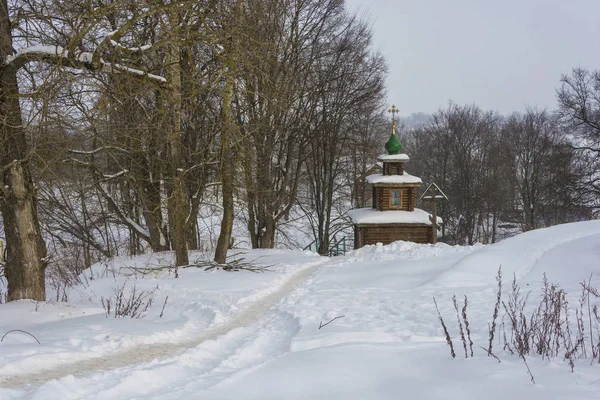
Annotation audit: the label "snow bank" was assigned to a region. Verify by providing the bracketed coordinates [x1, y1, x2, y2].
[432, 220, 600, 288]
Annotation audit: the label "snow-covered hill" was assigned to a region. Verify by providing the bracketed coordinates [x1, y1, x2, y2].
[1, 221, 600, 399]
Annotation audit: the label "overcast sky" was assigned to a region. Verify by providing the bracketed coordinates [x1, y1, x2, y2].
[344, 0, 600, 116]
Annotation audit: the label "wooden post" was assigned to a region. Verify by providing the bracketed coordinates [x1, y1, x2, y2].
[431, 197, 438, 244]
[422, 182, 447, 245]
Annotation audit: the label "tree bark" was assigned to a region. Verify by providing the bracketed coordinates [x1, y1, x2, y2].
[242, 146, 259, 248]
[165, 10, 189, 267]
[0, 0, 48, 301]
[214, 0, 243, 264]
[258, 216, 276, 249]
[214, 71, 235, 262]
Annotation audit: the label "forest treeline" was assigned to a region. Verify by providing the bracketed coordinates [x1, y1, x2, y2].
[400, 91, 598, 245]
[0, 0, 598, 301]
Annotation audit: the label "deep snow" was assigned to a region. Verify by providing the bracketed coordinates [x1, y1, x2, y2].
[1, 221, 600, 399]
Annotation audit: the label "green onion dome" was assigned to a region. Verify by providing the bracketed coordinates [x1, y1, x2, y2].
[385, 130, 402, 155]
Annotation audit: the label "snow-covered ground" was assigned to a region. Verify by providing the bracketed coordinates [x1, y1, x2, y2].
[1, 221, 600, 399]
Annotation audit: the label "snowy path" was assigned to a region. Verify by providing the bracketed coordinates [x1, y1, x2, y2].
[0, 259, 328, 389]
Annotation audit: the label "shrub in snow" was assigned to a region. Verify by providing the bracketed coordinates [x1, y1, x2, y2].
[101, 283, 158, 319]
[436, 268, 600, 378]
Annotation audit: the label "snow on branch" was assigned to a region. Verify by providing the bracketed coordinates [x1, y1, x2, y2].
[109, 39, 153, 53]
[69, 146, 129, 155]
[124, 217, 151, 239]
[62, 158, 92, 167]
[4, 45, 166, 85]
[5, 45, 66, 64]
[102, 170, 129, 181]
[99, 186, 151, 240]
[62, 157, 151, 241]
[100, 59, 166, 83]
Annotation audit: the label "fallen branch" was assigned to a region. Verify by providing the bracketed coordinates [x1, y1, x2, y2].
[125, 258, 272, 276]
[319, 315, 345, 329]
[202, 259, 272, 273]
[1, 329, 41, 344]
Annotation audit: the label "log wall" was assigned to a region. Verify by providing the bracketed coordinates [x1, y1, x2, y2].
[354, 224, 433, 248]
[373, 187, 416, 211]
[383, 162, 404, 176]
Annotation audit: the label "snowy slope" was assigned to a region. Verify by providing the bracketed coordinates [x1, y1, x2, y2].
[1, 221, 600, 399]
[0, 250, 326, 386]
[432, 220, 600, 289]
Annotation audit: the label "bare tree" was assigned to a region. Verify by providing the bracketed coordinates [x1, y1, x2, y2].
[406, 104, 504, 244]
[503, 109, 576, 230]
[346, 111, 388, 208]
[236, 0, 344, 249]
[303, 11, 386, 255]
[557, 67, 600, 209]
[214, 0, 243, 264]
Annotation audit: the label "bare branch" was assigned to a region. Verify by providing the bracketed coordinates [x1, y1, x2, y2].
[318, 315, 345, 329]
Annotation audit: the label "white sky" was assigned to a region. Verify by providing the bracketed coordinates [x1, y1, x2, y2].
[344, 0, 600, 116]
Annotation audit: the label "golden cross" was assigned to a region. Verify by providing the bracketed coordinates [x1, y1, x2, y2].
[388, 104, 399, 131]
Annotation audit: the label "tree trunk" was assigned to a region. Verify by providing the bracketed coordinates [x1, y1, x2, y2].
[133, 109, 169, 252]
[0, 0, 48, 301]
[246, 193, 259, 249]
[165, 11, 189, 267]
[214, 0, 243, 264]
[252, 137, 277, 249]
[491, 210, 497, 244]
[215, 76, 235, 262]
[1, 164, 48, 301]
[258, 216, 276, 249]
[214, 58, 236, 263]
[186, 218, 199, 250]
[140, 184, 169, 252]
[214, 150, 234, 263]
[242, 144, 259, 248]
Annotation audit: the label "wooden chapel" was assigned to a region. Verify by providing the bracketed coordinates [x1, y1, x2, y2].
[348, 105, 442, 248]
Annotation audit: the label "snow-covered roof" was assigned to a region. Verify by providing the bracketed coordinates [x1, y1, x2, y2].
[366, 162, 383, 173]
[420, 182, 449, 201]
[377, 154, 410, 162]
[348, 208, 443, 225]
[366, 172, 422, 185]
